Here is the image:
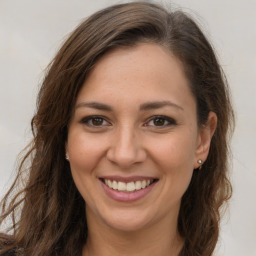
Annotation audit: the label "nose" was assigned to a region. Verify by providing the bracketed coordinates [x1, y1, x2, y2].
[106, 126, 146, 168]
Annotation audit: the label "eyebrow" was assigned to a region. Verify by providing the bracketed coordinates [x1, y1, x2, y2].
[75, 102, 113, 111]
[75, 100, 184, 111]
[139, 101, 184, 111]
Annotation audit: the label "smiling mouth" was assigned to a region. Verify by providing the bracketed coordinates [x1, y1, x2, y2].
[100, 178, 158, 193]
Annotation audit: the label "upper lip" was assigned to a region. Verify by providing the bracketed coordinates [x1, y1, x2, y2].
[99, 176, 158, 183]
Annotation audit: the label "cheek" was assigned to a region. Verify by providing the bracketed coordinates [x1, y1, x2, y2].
[67, 132, 106, 206]
[67, 131, 106, 175]
[149, 131, 197, 171]
[150, 131, 196, 194]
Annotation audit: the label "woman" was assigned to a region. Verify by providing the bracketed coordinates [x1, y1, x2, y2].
[0, 2, 234, 256]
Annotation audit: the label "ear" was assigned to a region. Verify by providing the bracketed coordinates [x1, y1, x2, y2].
[194, 111, 217, 169]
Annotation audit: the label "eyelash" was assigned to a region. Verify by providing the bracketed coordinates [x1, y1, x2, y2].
[144, 115, 177, 128]
[80, 115, 177, 128]
[80, 115, 110, 127]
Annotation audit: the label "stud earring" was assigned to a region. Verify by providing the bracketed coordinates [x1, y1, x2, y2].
[65, 154, 69, 161]
[197, 159, 203, 170]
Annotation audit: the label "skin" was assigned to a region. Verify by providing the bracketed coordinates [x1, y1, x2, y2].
[66, 43, 217, 256]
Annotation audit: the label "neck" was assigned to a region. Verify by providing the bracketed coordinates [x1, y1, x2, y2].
[82, 210, 183, 256]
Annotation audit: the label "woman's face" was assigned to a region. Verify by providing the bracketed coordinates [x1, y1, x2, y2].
[67, 43, 211, 232]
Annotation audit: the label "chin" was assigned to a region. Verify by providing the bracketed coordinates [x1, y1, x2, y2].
[101, 209, 154, 233]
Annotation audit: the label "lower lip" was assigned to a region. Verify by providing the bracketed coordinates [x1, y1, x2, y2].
[101, 181, 157, 202]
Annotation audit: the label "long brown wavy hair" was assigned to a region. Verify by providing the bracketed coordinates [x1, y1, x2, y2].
[0, 2, 234, 256]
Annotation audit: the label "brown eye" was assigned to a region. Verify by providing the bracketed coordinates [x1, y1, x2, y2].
[153, 118, 166, 126]
[91, 117, 104, 126]
[80, 116, 110, 127]
[145, 115, 177, 128]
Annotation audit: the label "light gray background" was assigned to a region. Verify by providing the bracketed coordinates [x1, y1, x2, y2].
[0, 1, 255, 255]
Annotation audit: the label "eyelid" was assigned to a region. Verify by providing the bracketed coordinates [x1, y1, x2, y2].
[80, 115, 111, 127]
[144, 115, 177, 127]
[79, 115, 177, 129]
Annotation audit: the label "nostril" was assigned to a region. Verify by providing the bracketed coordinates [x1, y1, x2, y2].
[106, 145, 147, 168]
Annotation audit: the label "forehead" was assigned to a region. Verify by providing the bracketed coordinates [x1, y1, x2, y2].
[77, 43, 196, 113]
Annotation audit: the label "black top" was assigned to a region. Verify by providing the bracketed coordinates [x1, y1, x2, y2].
[0, 234, 17, 256]
[0, 246, 16, 256]
[0, 244, 17, 256]
[0, 247, 16, 256]
[1, 251, 16, 256]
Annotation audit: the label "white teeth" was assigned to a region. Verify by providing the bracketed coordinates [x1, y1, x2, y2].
[126, 182, 135, 192]
[104, 179, 153, 192]
[112, 180, 118, 190]
[117, 181, 126, 191]
[107, 180, 112, 187]
[135, 180, 142, 190]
